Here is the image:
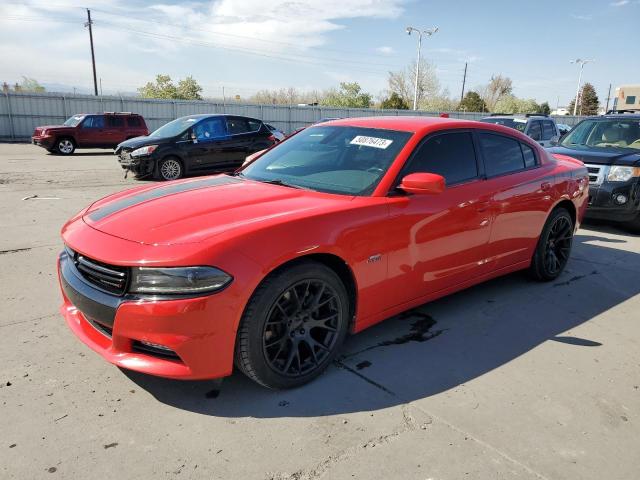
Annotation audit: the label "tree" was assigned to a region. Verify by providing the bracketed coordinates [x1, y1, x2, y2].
[20, 76, 45, 93]
[493, 95, 540, 114]
[386, 59, 441, 109]
[321, 82, 372, 108]
[458, 91, 485, 112]
[138, 74, 203, 100]
[380, 92, 409, 109]
[176, 76, 202, 100]
[538, 101, 551, 115]
[480, 74, 513, 112]
[568, 83, 599, 115]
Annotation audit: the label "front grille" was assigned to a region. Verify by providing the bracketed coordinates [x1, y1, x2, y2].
[585, 163, 608, 186]
[132, 341, 180, 360]
[66, 247, 129, 295]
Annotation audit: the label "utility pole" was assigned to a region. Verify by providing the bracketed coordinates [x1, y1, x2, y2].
[85, 9, 98, 96]
[460, 62, 468, 104]
[406, 26, 438, 111]
[605, 83, 612, 112]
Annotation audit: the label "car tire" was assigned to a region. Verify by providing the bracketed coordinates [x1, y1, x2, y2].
[235, 260, 350, 389]
[156, 157, 183, 181]
[55, 137, 75, 155]
[529, 207, 574, 281]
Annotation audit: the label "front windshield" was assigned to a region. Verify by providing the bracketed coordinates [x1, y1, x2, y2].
[241, 126, 413, 195]
[561, 118, 640, 150]
[480, 118, 526, 132]
[63, 115, 84, 127]
[150, 116, 201, 138]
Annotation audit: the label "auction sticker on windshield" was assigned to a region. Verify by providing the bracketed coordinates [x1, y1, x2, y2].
[350, 136, 393, 149]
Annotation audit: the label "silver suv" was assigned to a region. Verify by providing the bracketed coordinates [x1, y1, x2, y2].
[480, 114, 560, 147]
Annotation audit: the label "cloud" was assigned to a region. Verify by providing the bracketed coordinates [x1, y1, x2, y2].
[570, 13, 593, 20]
[610, 0, 629, 5]
[376, 46, 395, 55]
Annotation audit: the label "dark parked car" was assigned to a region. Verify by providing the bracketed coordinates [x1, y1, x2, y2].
[31, 112, 148, 155]
[480, 114, 560, 148]
[547, 112, 640, 232]
[116, 114, 276, 180]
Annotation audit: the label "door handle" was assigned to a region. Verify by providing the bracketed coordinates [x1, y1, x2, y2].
[541, 182, 551, 191]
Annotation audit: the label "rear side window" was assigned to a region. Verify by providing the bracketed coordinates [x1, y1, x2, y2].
[403, 132, 478, 185]
[127, 116, 142, 127]
[108, 116, 125, 127]
[542, 121, 556, 140]
[527, 121, 542, 140]
[480, 133, 530, 176]
[227, 118, 250, 135]
[83, 115, 104, 128]
[247, 119, 262, 132]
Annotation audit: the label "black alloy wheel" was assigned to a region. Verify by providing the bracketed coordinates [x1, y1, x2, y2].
[235, 260, 350, 389]
[530, 208, 574, 281]
[262, 279, 341, 377]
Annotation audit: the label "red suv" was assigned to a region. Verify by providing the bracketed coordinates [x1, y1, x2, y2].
[32, 112, 149, 155]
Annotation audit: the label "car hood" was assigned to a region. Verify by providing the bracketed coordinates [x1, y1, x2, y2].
[547, 145, 640, 166]
[37, 125, 73, 131]
[82, 175, 351, 245]
[116, 135, 171, 151]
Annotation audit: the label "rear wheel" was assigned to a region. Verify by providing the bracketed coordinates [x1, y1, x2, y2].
[235, 261, 350, 389]
[530, 208, 574, 281]
[55, 137, 75, 155]
[156, 157, 183, 181]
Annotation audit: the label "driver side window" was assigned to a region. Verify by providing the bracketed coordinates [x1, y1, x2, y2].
[83, 115, 104, 128]
[402, 131, 479, 186]
[194, 117, 226, 141]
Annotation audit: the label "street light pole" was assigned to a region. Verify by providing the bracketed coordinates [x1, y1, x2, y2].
[570, 58, 594, 116]
[406, 26, 438, 111]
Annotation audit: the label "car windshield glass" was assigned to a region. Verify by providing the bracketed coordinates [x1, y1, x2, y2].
[241, 126, 413, 196]
[150, 117, 202, 138]
[480, 118, 526, 132]
[560, 118, 640, 150]
[63, 115, 84, 127]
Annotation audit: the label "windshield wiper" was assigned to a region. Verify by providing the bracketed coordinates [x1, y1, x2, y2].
[260, 178, 306, 189]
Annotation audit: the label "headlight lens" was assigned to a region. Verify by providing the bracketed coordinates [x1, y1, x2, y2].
[130, 145, 158, 158]
[130, 266, 232, 294]
[607, 166, 640, 182]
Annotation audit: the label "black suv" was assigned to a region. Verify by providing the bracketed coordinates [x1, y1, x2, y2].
[548, 112, 640, 232]
[115, 114, 275, 180]
[480, 114, 559, 148]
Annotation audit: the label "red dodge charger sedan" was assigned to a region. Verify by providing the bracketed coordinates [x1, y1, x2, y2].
[58, 117, 588, 389]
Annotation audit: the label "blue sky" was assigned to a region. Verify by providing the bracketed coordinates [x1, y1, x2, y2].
[1, 0, 638, 107]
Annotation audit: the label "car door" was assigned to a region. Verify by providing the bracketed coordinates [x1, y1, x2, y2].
[385, 130, 493, 306]
[75, 115, 106, 147]
[105, 115, 126, 146]
[477, 132, 556, 271]
[179, 117, 231, 171]
[223, 117, 263, 167]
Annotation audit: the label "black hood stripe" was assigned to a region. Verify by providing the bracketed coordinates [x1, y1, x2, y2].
[88, 176, 241, 222]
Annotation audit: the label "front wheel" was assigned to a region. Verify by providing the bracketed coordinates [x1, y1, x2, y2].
[55, 138, 75, 155]
[529, 208, 574, 281]
[156, 157, 183, 181]
[235, 261, 350, 389]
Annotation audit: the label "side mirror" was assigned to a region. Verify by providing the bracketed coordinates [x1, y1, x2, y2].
[398, 173, 445, 195]
[550, 134, 560, 145]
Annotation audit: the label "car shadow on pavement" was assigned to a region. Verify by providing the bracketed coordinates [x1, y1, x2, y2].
[124, 228, 640, 418]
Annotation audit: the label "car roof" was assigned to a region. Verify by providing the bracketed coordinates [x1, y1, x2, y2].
[601, 113, 640, 119]
[176, 114, 262, 121]
[315, 116, 481, 133]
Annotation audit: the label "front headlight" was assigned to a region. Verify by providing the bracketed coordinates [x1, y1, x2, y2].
[130, 266, 232, 295]
[130, 145, 158, 158]
[607, 166, 640, 182]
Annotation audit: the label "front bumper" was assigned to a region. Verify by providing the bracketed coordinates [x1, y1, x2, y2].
[32, 135, 55, 149]
[118, 152, 156, 177]
[586, 180, 640, 223]
[57, 250, 238, 380]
